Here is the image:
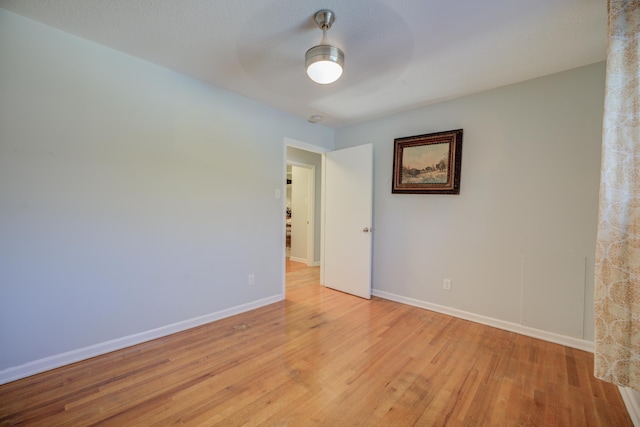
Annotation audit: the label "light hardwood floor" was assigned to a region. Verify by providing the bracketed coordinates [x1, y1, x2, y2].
[0, 260, 632, 426]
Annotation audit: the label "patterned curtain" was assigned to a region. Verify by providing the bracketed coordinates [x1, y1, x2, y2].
[594, 0, 640, 390]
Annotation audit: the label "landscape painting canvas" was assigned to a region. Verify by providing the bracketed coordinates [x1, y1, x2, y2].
[392, 129, 463, 194]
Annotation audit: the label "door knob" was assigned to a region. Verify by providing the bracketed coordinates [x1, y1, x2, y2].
[363, 227, 369, 233]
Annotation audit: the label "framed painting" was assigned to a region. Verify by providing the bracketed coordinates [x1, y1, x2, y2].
[392, 129, 463, 194]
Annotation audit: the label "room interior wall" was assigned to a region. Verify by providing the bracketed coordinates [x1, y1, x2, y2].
[286, 147, 322, 265]
[334, 62, 605, 343]
[0, 10, 333, 377]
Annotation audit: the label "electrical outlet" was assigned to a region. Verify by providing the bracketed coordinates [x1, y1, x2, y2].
[443, 279, 451, 291]
[248, 274, 255, 286]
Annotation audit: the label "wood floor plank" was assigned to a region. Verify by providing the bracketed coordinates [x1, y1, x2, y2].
[0, 261, 633, 426]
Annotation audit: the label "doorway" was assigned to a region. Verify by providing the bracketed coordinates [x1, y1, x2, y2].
[283, 139, 374, 299]
[287, 163, 314, 264]
[284, 142, 325, 294]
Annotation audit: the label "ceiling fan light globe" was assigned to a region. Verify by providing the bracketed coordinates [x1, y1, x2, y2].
[305, 44, 344, 84]
[307, 60, 343, 84]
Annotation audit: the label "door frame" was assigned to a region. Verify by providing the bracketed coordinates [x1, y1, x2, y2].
[282, 137, 329, 296]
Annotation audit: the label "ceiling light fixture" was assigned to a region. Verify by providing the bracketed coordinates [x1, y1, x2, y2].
[305, 9, 344, 85]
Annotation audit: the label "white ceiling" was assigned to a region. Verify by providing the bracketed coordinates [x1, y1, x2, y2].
[0, 0, 607, 128]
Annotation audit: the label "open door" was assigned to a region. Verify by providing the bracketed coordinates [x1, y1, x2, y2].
[323, 144, 373, 299]
[289, 164, 314, 265]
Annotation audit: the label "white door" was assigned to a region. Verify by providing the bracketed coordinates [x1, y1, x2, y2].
[290, 166, 310, 264]
[323, 144, 373, 299]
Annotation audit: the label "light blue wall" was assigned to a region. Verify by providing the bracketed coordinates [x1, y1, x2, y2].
[335, 62, 605, 341]
[0, 10, 333, 373]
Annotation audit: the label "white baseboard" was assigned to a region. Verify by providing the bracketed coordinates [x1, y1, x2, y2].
[288, 257, 319, 267]
[372, 289, 594, 353]
[619, 387, 640, 427]
[0, 294, 284, 386]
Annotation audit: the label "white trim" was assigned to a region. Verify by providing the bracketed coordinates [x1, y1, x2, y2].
[281, 142, 288, 296]
[0, 294, 283, 385]
[619, 387, 640, 427]
[372, 289, 594, 353]
[289, 256, 308, 264]
[320, 153, 326, 285]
